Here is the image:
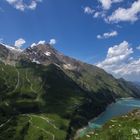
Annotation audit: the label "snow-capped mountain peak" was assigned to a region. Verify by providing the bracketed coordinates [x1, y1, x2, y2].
[0, 43, 23, 52]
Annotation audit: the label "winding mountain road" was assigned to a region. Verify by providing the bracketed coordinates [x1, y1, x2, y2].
[12, 68, 20, 93]
[25, 69, 36, 93]
[32, 115, 59, 130]
[23, 114, 55, 140]
[0, 118, 12, 128]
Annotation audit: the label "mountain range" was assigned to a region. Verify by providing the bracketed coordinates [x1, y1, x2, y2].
[0, 42, 140, 140]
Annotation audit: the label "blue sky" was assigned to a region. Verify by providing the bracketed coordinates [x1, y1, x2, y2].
[0, 0, 140, 81]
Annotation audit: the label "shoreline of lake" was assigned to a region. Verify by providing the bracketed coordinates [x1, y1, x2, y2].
[75, 97, 140, 139]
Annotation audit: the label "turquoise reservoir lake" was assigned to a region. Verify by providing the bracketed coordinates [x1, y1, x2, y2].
[78, 98, 140, 137]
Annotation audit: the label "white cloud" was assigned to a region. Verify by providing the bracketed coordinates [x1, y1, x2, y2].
[38, 40, 46, 45]
[99, 0, 112, 10]
[111, 58, 140, 82]
[136, 45, 140, 50]
[5, 0, 42, 11]
[98, 0, 123, 10]
[93, 11, 106, 18]
[28, 1, 37, 10]
[97, 41, 133, 67]
[107, 0, 140, 23]
[96, 41, 140, 81]
[30, 39, 56, 47]
[83, 6, 105, 18]
[93, 12, 100, 18]
[97, 31, 118, 39]
[83, 0, 123, 22]
[15, 38, 26, 48]
[84, 6, 94, 14]
[49, 39, 56, 45]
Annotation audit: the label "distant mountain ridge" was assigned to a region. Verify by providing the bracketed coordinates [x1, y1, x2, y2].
[1, 42, 140, 97]
[134, 81, 140, 86]
[0, 42, 140, 140]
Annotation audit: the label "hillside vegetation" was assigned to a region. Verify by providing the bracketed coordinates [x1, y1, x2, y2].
[0, 61, 83, 140]
[77, 109, 140, 140]
[0, 43, 140, 140]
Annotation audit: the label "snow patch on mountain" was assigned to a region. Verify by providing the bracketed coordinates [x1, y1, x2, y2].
[0, 43, 23, 52]
[30, 41, 46, 48]
[44, 51, 51, 56]
[63, 64, 76, 70]
[31, 43, 36, 48]
[32, 59, 40, 64]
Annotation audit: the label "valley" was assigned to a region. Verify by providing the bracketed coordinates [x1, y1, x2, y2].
[77, 98, 140, 138]
[77, 109, 140, 140]
[0, 43, 140, 140]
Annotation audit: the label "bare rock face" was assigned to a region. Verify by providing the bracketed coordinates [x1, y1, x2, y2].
[1, 42, 140, 99]
[0, 44, 9, 59]
[23, 43, 62, 65]
[0, 43, 22, 65]
[0, 42, 140, 140]
[20, 43, 85, 72]
[0, 42, 96, 72]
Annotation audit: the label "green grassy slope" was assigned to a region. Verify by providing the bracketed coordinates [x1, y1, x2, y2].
[64, 63, 139, 98]
[0, 114, 69, 140]
[0, 61, 100, 140]
[0, 59, 140, 140]
[77, 109, 140, 140]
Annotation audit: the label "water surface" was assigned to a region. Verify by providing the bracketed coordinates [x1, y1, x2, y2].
[79, 98, 140, 137]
